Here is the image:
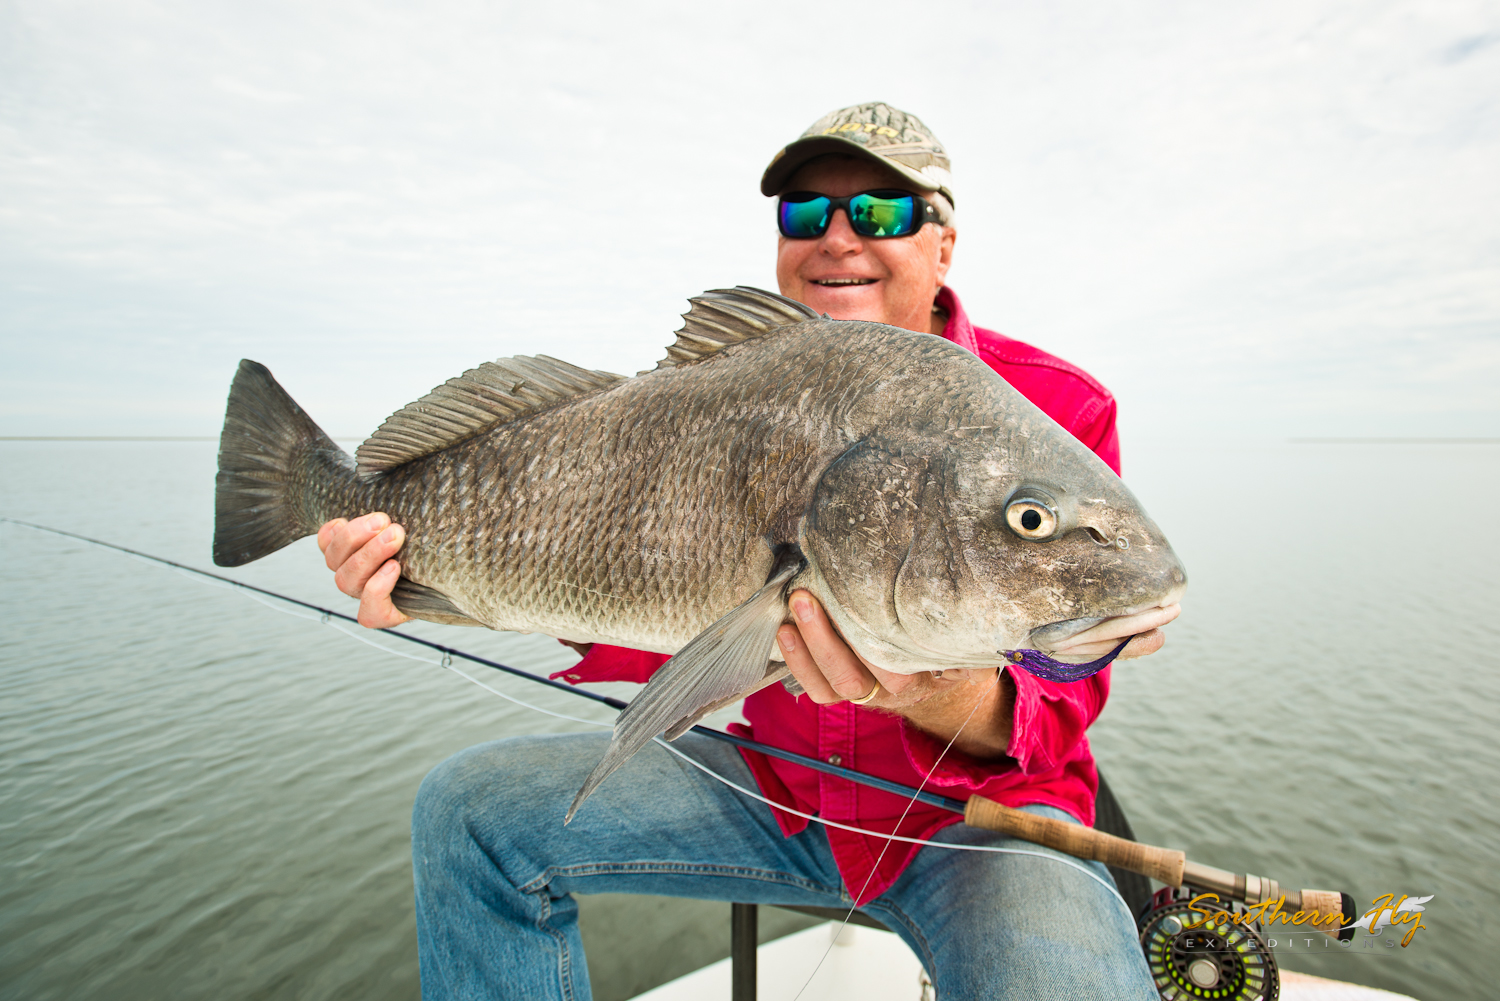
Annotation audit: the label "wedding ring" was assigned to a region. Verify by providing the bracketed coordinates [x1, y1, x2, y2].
[848, 680, 881, 705]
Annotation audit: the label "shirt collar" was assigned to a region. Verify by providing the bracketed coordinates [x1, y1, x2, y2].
[935, 286, 977, 354]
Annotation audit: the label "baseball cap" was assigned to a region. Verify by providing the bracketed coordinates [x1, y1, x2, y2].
[760, 102, 955, 209]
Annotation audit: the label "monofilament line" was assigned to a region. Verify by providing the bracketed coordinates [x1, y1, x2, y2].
[789, 672, 999, 1001]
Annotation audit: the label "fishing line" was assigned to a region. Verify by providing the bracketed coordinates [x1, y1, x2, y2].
[3, 519, 1130, 920]
[117, 542, 615, 731]
[653, 740, 1126, 904]
[1, 519, 624, 729]
[789, 672, 996, 1001]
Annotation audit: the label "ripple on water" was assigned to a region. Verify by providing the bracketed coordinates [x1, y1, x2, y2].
[2, 439, 1497, 1000]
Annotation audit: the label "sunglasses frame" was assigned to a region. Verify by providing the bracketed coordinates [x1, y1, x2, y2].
[776, 188, 948, 240]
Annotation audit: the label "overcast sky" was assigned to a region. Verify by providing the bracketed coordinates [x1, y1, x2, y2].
[2, 0, 1496, 442]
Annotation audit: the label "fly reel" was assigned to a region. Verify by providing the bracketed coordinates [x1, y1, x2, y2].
[1138, 886, 1280, 1001]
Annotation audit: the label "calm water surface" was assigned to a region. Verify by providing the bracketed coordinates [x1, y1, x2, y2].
[2, 439, 1495, 1000]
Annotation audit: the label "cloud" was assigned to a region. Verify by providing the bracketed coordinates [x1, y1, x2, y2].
[1, 0, 1496, 438]
[211, 76, 303, 104]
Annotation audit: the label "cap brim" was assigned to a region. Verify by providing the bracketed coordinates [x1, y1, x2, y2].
[761, 134, 945, 200]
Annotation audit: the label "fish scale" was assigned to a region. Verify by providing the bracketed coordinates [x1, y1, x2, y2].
[387, 387, 825, 649]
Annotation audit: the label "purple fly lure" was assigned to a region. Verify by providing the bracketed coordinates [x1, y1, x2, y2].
[1002, 636, 1134, 683]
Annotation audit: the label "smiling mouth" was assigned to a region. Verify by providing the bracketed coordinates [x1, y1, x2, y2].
[811, 278, 876, 287]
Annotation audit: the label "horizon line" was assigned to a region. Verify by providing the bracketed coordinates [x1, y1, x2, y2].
[0, 435, 366, 442]
[1288, 437, 1500, 445]
[3, 434, 1497, 445]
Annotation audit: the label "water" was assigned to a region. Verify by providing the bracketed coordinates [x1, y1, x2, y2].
[1, 439, 1495, 1000]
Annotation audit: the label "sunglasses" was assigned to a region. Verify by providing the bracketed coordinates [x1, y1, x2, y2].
[777, 189, 946, 240]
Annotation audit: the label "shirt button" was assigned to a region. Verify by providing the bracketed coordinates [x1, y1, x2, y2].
[827, 754, 842, 766]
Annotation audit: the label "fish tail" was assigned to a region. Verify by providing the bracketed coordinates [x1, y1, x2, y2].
[213, 359, 356, 567]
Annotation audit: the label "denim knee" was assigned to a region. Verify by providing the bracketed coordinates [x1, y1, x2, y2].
[414, 738, 544, 860]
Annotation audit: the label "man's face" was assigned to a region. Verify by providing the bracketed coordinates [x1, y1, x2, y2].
[775, 157, 956, 335]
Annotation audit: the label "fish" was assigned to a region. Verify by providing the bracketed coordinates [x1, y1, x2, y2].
[213, 286, 1186, 821]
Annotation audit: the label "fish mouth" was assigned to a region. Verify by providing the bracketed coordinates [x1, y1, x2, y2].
[1028, 616, 1109, 649]
[1027, 600, 1183, 661]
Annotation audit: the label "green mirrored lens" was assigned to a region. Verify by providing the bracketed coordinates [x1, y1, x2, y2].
[848, 193, 916, 237]
[779, 197, 831, 238]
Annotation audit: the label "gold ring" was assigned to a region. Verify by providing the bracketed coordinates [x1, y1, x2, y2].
[849, 680, 881, 705]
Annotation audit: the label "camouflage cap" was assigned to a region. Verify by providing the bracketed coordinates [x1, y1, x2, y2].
[761, 102, 954, 208]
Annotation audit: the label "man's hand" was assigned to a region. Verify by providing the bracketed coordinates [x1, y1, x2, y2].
[317, 513, 412, 628]
[776, 590, 1015, 759]
[775, 591, 1179, 760]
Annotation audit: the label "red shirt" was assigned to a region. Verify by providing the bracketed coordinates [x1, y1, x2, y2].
[554, 287, 1122, 904]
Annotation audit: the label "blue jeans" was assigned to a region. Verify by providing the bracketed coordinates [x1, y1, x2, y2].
[412, 732, 1156, 1000]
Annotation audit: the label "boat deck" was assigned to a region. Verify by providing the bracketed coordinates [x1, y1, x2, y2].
[632, 921, 1422, 1001]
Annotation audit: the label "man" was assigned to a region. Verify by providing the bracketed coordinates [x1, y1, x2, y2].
[320, 103, 1175, 1000]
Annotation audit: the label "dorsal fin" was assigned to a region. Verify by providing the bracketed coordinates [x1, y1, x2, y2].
[654, 286, 820, 371]
[356, 355, 625, 476]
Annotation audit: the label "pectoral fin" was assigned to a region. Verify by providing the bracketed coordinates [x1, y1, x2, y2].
[564, 557, 801, 823]
[661, 660, 789, 741]
[390, 578, 485, 627]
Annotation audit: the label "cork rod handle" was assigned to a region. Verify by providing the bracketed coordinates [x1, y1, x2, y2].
[964, 794, 1186, 886]
[1297, 890, 1355, 940]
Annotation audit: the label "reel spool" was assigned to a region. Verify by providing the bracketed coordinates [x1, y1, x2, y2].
[1138, 886, 1280, 1001]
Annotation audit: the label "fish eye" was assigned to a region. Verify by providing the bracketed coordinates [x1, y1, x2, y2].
[1005, 498, 1058, 540]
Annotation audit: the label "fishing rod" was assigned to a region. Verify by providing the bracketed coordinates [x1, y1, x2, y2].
[4, 517, 1355, 940]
